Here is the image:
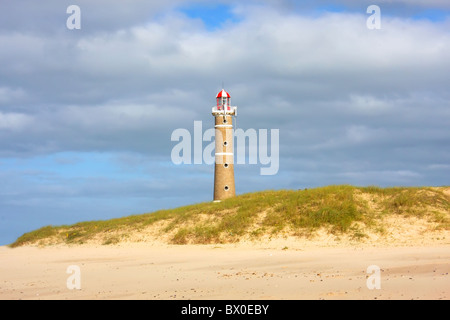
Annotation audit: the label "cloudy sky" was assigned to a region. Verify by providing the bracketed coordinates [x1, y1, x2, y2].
[0, 0, 449, 245]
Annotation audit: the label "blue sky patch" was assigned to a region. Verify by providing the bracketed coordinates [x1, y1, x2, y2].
[314, 4, 348, 14]
[412, 9, 449, 22]
[178, 3, 240, 30]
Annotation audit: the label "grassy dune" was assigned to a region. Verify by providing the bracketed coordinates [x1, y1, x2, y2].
[10, 185, 450, 247]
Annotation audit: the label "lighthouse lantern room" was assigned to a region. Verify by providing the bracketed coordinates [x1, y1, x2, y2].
[216, 89, 230, 110]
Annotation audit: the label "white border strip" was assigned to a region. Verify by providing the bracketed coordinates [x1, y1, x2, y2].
[215, 152, 233, 156]
[215, 125, 233, 128]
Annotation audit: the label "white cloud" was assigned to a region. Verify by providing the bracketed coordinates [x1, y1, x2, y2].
[346, 95, 393, 115]
[0, 112, 33, 131]
[345, 125, 385, 143]
[427, 164, 450, 170]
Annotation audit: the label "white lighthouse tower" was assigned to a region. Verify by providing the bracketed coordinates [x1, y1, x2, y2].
[212, 89, 237, 201]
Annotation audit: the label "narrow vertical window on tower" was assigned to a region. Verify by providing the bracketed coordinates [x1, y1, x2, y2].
[212, 89, 237, 201]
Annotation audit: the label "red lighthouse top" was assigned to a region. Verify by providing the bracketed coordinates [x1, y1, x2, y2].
[216, 89, 230, 98]
[216, 89, 230, 110]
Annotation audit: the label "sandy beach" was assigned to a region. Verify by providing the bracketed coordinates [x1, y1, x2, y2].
[1, 241, 449, 300]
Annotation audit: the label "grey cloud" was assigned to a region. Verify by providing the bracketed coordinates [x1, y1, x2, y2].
[1, 7, 449, 165]
[0, 0, 187, 34]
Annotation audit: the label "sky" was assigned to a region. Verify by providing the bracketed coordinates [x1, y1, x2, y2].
[0, 0, 449, 245]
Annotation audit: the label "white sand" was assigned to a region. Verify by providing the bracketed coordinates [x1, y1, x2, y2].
[1, 242, 449, 300]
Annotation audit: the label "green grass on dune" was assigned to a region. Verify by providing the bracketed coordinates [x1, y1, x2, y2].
[10, 185, 450, 247]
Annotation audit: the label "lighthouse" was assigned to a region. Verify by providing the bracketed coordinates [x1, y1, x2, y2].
[212, 89, 237, 201]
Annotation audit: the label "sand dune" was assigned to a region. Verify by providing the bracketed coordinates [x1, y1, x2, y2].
[1, 241, 448, 300]
[3, 186, 449, 300]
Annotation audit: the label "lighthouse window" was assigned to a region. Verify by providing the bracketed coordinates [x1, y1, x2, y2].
[224, 163, 229, 168]
[223, 119, 227, 124]
[223, 141, 228, 146]
[224, 185, 229, 191]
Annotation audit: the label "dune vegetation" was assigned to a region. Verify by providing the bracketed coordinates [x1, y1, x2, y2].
[10, 185, 450, 247]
